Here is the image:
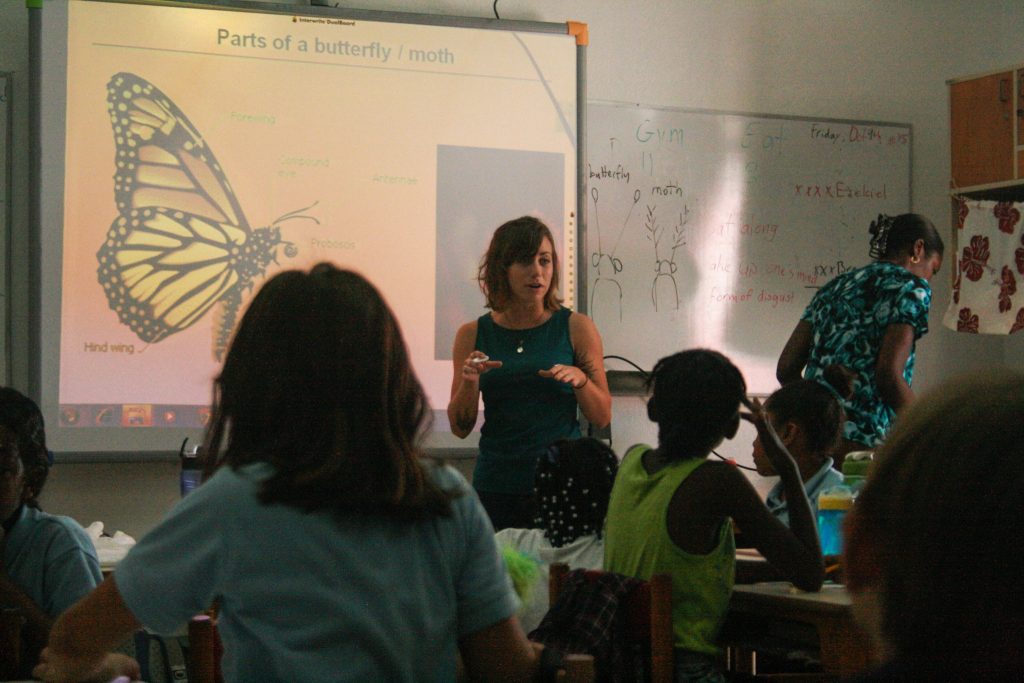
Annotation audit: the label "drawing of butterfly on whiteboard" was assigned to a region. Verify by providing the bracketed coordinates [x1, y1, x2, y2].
[96, 72, 317, 360]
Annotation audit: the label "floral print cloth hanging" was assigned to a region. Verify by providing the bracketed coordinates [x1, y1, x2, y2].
[943, 198, 1024, 334]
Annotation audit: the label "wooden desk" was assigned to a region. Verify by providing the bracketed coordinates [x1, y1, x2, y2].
[721, 582, 877, 677]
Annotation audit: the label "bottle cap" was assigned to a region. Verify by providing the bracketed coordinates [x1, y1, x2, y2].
[842, 451, 873, 477]
[818, 485, 855, 510]
[179, 438, 201, 470]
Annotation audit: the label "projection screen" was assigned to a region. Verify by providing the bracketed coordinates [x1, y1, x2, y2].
[34, 0, 582, 458]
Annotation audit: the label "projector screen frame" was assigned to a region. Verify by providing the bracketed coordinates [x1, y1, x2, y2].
[30, 0, 587, 462]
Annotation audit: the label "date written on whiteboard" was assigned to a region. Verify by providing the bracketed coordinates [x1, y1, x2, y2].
[810, 123, 909, 146]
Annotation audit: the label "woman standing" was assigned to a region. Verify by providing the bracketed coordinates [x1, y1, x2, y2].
[777, 213, 943, 461]
[448, 216, 611, 530]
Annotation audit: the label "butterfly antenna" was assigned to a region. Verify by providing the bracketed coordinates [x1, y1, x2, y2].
[274, 200, 320, 226]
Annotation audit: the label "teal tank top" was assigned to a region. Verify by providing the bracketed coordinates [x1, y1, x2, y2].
[474, 307, 581, 494]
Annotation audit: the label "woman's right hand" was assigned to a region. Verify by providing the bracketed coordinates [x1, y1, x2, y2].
[460, 351, 502, 383]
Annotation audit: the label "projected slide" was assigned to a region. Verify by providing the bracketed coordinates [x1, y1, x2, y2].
[46, 1, 577, 448]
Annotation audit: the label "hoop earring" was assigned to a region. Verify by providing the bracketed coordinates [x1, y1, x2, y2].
[911, 256, 921, 264]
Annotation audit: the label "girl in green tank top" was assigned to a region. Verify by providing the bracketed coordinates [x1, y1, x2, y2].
[604, 350, 824, 682]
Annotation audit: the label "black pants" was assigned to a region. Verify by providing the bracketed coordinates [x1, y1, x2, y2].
[476, 490, 538, 531]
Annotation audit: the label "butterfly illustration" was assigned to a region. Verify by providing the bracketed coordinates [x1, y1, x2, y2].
[96, 72, 315, 360]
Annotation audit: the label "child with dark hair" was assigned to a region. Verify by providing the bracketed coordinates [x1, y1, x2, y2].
[496, 437, 619, 633]
[752, 367, 853, 529]
[844, 371, 1024, 680]
[34, 264, 542, 683]
[604, 349, 823, 683]
[0, 388, 101, 677]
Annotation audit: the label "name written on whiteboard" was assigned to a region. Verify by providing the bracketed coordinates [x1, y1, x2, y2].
[794, 181, 887, 199]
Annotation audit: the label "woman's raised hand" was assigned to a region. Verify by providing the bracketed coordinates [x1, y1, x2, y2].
[460, 351, 502, 382]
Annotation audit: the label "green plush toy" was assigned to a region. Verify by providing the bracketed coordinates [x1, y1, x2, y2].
[500, 544, 540, 601]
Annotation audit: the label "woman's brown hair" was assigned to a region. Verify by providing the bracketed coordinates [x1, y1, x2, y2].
[478, 216, 562, 312]
[202, 263, 456, 520]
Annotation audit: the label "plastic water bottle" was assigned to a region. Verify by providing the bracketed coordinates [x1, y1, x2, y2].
[179, 439, 202, 497]
[842, 450, 874, 495]
[817, 485, 854, 555]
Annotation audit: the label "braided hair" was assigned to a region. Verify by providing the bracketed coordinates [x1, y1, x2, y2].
[533, 437, 619, 547]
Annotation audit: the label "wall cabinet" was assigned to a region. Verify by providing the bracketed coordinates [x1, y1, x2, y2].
[949, 66, 1024, 191]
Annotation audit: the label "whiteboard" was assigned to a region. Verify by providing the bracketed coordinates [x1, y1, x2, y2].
[585, 102, 911, 393]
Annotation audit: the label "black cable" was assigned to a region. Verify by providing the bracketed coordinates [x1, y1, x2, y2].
[492, 1, 500, 19]
[711, 449, 758, 471]
[602, 354, 649, 377]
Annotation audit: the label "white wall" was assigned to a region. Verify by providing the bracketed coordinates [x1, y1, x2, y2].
[2, 0, 1023, 536]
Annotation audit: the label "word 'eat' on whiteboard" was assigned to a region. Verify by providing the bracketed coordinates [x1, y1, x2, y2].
[584, 102, 911, 393]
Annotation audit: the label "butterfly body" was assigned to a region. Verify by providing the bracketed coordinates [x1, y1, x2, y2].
[97, 72, 305, 360]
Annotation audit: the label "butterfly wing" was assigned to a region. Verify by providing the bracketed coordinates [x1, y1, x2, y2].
[99, 72, 283, 350]
[106, 72, 249, 228]
[97, 207, 252, 344]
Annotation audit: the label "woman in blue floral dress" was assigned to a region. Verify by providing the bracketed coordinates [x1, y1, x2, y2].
[777, 214, 944, 463]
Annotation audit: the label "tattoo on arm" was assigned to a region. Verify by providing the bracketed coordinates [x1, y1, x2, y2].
[575, 352, 596, 377]
[455, 410, 476, 433]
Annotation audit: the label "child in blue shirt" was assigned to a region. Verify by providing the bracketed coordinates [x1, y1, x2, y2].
[34, 264, 542, 683]
[0, 388, 101, 678]
[750, 370, 851, 530]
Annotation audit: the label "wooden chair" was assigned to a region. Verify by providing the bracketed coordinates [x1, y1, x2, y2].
[557, 653, 597, 682]
[549, 562, 674, 683]
[187, 613, 223, 683]
[189, 609, 594, 682]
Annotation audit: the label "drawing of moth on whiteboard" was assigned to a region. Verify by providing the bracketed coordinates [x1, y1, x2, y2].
[645, 203, 688, 312]
[96, 72, 317, 360]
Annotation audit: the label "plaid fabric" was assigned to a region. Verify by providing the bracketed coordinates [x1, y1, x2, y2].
[528, 569, 644, 682]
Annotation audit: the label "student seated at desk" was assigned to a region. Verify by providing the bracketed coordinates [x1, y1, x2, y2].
[0, 388, 102, 678]
[749, 372, 849, 529]
[496, 436, 619, 634]
[604, 349, 823, 683]
[33, 264, 542, 683]
[844, 371, 1024, 681]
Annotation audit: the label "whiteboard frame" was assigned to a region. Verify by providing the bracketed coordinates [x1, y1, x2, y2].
[0, 72, 10, 386]
[585, 99, 913, 395]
